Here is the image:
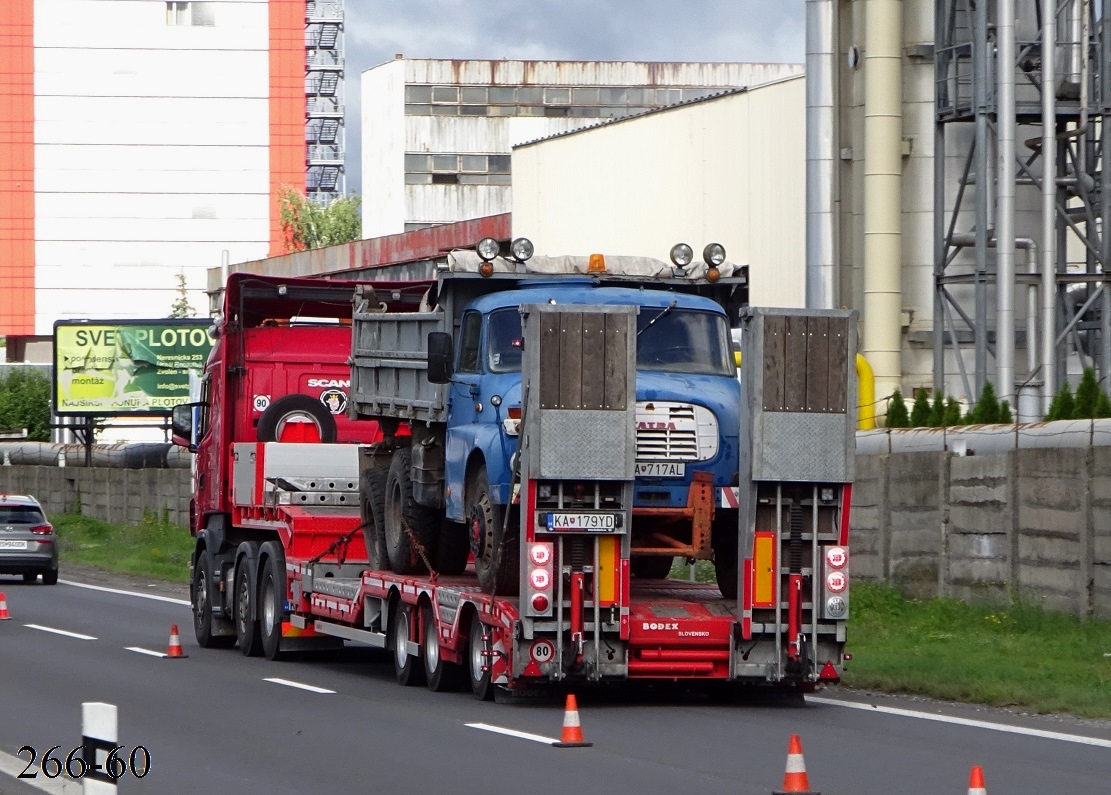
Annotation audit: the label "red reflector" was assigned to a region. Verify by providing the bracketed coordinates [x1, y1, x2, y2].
[843, 653, 852, 661]
[531, 594, 549, 613]
[30, 524, 53, 535]
[507, 407, 522, 420]
[819, 661, 839, 680]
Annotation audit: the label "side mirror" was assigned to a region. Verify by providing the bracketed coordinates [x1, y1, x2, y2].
[170, 404, 196, 449]
[427, 331, 454, 384]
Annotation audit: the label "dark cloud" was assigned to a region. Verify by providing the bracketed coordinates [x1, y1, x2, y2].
[340, 0, 804, 193]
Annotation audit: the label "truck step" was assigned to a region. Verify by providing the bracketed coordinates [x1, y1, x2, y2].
[311, 577, 362, 600]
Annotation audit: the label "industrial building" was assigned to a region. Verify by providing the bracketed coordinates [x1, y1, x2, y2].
[511, 77, 806, 309]
[0, 0, 345, 361]
[359, 57, 802, 238]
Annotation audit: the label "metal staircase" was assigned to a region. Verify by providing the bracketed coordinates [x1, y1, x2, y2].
[305, 1, 345, 204]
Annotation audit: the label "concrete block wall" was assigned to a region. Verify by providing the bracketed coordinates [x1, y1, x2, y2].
[0, 465, 191, 526]
[853, 448, 1110, 619]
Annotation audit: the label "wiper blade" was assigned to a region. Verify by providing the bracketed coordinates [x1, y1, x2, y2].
[637, 300, 677, 337]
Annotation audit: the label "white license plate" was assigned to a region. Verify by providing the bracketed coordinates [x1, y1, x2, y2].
[0, 539, 27, 550]
[635, 461, 686, 478]
[547, 513, 617, 532]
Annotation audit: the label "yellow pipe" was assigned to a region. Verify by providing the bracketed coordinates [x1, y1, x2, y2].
[856, 353, 876, 430]
[734, 351, 877, 430]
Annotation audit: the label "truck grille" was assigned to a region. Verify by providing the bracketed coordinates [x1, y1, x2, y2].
[635, 402, 718, 461]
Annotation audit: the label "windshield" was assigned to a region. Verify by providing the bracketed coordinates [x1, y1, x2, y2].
[486, 306, 735, 376]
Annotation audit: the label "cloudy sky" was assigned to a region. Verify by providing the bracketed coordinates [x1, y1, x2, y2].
[340, 0, 806, 193]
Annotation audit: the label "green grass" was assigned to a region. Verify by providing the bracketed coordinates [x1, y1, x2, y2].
[48, 523, 1111, 719]
[845, 581, 1111, 719]
[52, 512, 194, 582]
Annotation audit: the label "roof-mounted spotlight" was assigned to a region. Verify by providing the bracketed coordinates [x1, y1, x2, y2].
[669, 243, 694, 276]
[703, 243, 726, 281]
[510, 237, 534, 262]
[476, 237, 500, 262]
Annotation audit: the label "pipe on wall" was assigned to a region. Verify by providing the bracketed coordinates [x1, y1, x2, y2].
[1041, 0, 1058, 412]
[805, 0, 838, 309]
[862, 0, 905, 408]
[997, 0, 1017, 407]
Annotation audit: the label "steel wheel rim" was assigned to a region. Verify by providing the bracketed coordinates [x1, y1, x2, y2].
[470, 621, 485, 683]
[236, 570, 249, 635]
[395, 609, 409, 669]
[262, 572, 275, 631]
[424, 611, 439, 671]
[194, 563, 208, 626]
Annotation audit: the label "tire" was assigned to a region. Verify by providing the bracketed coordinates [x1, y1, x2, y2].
[433, 519, 470, 576]
[422, 604, 463, 692]
[360, 456, 390, 571]
[258, 542, 286, 661]
[192, 549, 234, 648]
[631, 556, 674, 579]
[41, 569, 58, 586]
[384, 448, 440, 574]
[256, 394, 337, 443]
[390, 601, 424, 687]
[467, 612, 494, 701]
[22, 572, 37, 584]
[234, 555, 262, 657]
[712, 515, 739, 600]
[466, 466, 519, 595]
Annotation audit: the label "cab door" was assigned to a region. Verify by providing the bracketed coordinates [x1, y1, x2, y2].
[444, 310, 483, 520]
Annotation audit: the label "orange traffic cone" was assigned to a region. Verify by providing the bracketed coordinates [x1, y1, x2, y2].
[772, 734, 819, 794]
[967, 766, 987, 795]
[0, 592, 9, 620]
[552, 694, 592, 748]
[166, 624, 188, 658]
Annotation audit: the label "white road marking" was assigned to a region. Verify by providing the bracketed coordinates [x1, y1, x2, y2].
[264, 677, 335, 694]
[25, 624, 96, 641]
[60, 579, 190, 607]
[0, 748, 79, 793]
[809, 696, 1111, 748]
[126, 646, 168, 658]
[466, 722, 560, 745]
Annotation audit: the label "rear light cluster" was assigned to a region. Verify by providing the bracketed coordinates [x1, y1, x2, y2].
[822, 545, 849, 620]
[526, 542, 554, 617]
[30, 524, 53, 535]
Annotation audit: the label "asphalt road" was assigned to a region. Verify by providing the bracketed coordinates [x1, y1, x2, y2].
[1, 573, 1110, 794]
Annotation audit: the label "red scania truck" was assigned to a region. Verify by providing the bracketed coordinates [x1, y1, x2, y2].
[172, 246, 856, 696]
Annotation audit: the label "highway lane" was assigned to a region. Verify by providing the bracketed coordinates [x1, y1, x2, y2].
[2, 575, 1110, 794]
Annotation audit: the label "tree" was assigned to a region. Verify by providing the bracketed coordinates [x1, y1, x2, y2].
[1046, 382, 1075, 421]
[910, 389, 932, 427]
[928, 391, 946, 427]
[1074, 367, 1101, 418]
[998, 400, 1013, 423]
[885, 389, 910, 428]
[0, 368, 51, 441]
[944, 397, 963, 426]
[169, 272, 195, 318]
[278, 186, 361, 252]
[968, 381, 1000, 424]
[1096, 392, 1111, 418]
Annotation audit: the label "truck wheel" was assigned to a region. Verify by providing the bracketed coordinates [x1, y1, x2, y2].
[631, 556, 674, 579]
[466, 466, 519, 595]
[422, 605, 463, 692]
[390, 601, 424, 687]
[258, 542, 286, 661]
[234, 557, 262, 657]
[712, 517, 739, 600]
[256, 394, 337, 443]
[360, 457, 390, 571]
[192, 549, 234, 648]
[433, 519, 470, 576]
[467, 613, 494, 701]
[384, 448, 439, 574]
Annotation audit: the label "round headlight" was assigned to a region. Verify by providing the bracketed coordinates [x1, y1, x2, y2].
[510, 237, 534, 262]
[670, 243, 694, 268]
[703, 243, 726, 266]
[476, 237, 500, 261]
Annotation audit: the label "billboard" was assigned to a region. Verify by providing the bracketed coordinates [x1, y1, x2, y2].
[53, 319, 213, 416]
